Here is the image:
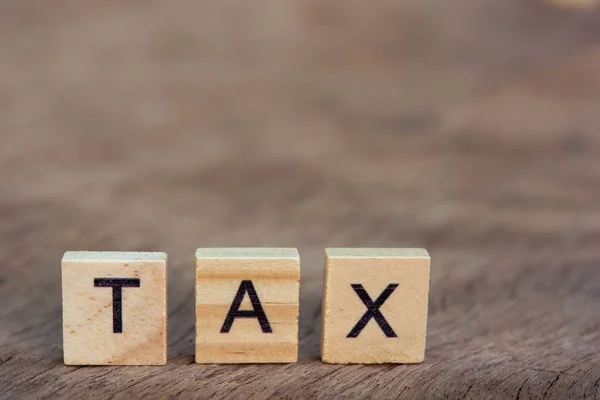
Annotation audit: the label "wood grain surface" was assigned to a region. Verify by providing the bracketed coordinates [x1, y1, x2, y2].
[1, 0, 600, 398]
[195, 248, 300, 364]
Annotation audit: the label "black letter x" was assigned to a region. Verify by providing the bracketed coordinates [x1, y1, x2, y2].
[347, 284, 399, 338]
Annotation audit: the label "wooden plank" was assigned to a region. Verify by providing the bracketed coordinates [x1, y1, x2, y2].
[1, 0, 600, 397]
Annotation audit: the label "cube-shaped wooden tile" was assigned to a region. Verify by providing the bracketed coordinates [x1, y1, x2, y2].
[195, 248, 300, 363]
[62, 251, 167, 365]
[321, 248, 430, 364]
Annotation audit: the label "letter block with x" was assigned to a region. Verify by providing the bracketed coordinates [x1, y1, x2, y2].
[61, 251, 167, 365]
[321, 248, 430, 364]
[195, 248, 300, 363]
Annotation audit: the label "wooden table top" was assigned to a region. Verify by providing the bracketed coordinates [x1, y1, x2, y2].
[1, 1, 600, 398]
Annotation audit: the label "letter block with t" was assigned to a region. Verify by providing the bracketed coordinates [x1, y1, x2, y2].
[195, 248, 300, 363]
[321, 248, 430, 364]
[61, 251, 167, 365]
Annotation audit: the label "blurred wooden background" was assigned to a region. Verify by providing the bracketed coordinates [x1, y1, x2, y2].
[1, 0, 600, 398]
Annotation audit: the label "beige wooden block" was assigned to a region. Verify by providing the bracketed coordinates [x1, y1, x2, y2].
[321, 248, 430, 364]
[62, 251, 167, 365]
[195, 248, 300, 363]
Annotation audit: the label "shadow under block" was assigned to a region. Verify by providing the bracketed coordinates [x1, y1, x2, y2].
[321, 248, 430, 364]
[61, 251, 167, 365]
[195, 248, 300, 363]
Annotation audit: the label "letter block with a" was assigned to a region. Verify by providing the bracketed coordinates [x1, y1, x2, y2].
[195, 248, 300, 363]
[321, 248, 430, 364]
[62, 251, 167, 365]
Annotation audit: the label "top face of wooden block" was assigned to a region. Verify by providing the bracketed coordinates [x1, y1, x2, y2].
[63, 251, 167, 262]
[196, 248, 299, 279]
[195, 248, 299, 259]
[326, 248, 429, 259]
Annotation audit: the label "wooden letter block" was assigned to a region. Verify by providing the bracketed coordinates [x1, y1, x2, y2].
[321, 248, 430, 364]
[195, 248, 300, 363]
[62, 251, 167, 365]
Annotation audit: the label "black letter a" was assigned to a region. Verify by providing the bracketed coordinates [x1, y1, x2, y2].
[220, 280, 272, 333]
